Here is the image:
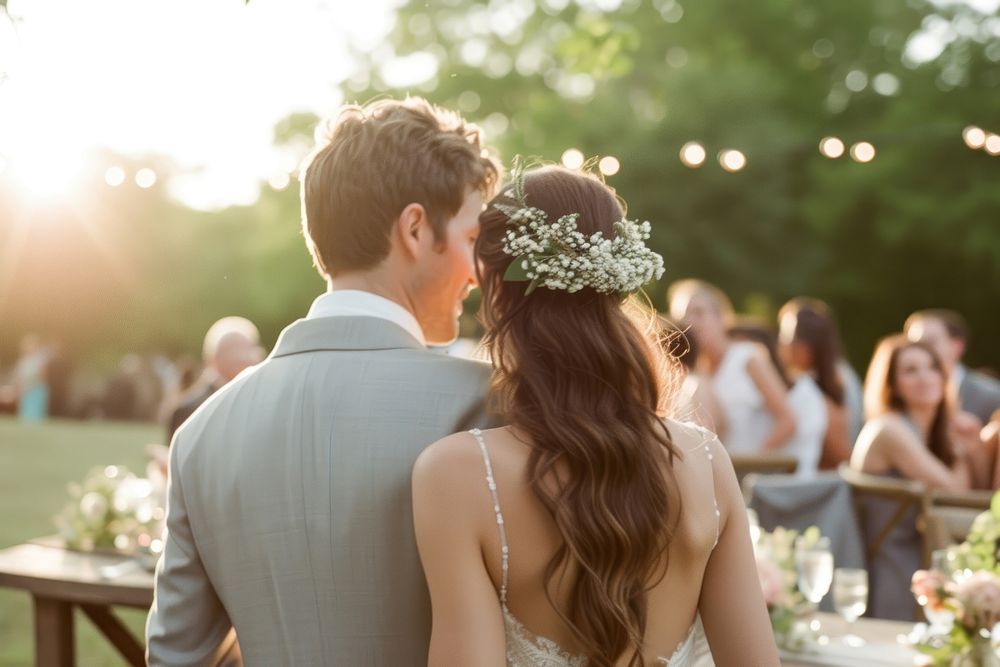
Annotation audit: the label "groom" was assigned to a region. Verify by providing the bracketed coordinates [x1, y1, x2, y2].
[146, 98, 501, 665]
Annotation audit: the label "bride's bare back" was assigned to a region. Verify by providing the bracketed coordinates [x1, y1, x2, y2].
[412, 418, 779, 666]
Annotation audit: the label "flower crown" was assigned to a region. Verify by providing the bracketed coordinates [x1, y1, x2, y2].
[494, 163, 665, 296]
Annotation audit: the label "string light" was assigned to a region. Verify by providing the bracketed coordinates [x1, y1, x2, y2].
[135, 168, 157, 188]
[598, 156, 620, 176]
[104, 166, 126, 187]
[719, 149, 747, 172]
[850, 142, 876, 163]
[985, 134, 1000, 156]
[963, 126, 987, 150]
[679, 141, 706, 168]
[819, 137, 845, 159]
[561, 148, 584, 170]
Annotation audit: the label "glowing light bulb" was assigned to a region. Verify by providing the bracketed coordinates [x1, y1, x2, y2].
[719, 149, 747, 172]
[819, 137, 845, 159]
[679, 142, 706, 168]
[598, 156, 620, 176]
[850, 142, 875, 163]
[561, 148, 584, 170]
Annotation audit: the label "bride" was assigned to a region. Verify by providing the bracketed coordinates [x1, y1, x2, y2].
[412, 165, 779, 666]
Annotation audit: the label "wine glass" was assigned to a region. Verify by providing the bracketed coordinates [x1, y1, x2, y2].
[796, 536, 834, 605]
[833, 568, 868, 647]
[796, 536, 834, 634]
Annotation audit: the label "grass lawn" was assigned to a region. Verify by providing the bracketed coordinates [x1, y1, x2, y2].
[0, 417, 161, 667]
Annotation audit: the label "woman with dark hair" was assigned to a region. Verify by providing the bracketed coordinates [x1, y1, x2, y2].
[851, 335, 974, 490]
[412, 166, 778, 666]
[851, 335, 978, 619]
[777, 298, 852, 473]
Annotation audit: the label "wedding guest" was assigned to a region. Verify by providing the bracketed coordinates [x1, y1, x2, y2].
[662, 318, 726, 436]
[851, 335, 979, 620]
[853, 334, 978, 490]
[165, 316, 263, 444]
[778, 298, 852, 471]
[905, 309, 1000, 426]
[730, 318, 827, 477]
[103, 354, 140, 420]
[668, 280, 795, 454]
[45, 338, 73, 418]
[14, 334, 49, 423]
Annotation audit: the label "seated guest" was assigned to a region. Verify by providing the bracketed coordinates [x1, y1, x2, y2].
[668, 279, 795, 454]
[730, 318, 824, 477]
[905, 309, 1000, 426]
[165, 316, 263, 444]
[778, 298, 852, 471]
[851, 334, 978, 620]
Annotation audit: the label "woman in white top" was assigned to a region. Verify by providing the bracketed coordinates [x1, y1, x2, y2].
[413, 166, 778, 666]
[667, 280, 795, 454]
[777, 298, 853, 475]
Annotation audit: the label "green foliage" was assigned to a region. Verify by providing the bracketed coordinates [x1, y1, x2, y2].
[349, 0, 1000, 368]
[2, 0, 998, 370]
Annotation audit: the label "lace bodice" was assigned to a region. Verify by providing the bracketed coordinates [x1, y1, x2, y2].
[470, 427, 718, 667]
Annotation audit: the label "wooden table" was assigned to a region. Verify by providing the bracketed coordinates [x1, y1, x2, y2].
[0, 540, 923, 667]
[0, 540, 153, 667]
[781, 612, 920, 666]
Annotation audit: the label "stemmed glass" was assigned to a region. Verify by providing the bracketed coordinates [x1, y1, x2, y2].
[832, 568, 868, 647]
[795, 536, 834, 632]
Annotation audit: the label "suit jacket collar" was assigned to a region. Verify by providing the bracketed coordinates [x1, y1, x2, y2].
[270, 316, 426, 358]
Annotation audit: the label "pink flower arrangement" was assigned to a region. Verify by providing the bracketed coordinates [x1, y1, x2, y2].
[911, 569, 948, 613]
[953, 571, 1000, 632]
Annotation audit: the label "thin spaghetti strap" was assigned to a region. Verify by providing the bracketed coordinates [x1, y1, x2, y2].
[469, 428, 510, 606]
[703, 438, 721, 548]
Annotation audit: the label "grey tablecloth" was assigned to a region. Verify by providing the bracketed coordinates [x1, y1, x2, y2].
[745, 472, 866, 612]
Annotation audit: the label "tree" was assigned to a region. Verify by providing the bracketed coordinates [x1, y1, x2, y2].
[346, 0, 1000, 367]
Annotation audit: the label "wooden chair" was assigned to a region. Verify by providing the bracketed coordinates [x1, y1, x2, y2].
[922, 489, 991, 553]
[837, 464, 930, 566]
[730, 454, 798, 487]
[923, 504, 982, 554]
[929, 489, 992, 511]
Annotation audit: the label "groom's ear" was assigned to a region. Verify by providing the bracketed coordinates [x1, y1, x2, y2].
[395, 202, 429, 260]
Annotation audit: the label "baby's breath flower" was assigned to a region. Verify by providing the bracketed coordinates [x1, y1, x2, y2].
[495, 200, 665, 295]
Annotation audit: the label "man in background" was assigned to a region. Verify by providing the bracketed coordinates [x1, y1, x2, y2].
[165, 316, 263, 443]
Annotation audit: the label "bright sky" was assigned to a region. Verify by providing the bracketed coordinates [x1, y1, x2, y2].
[0, 0, 397, 210]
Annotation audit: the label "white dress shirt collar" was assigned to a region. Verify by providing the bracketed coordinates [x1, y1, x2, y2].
[306, 290, 426, 347]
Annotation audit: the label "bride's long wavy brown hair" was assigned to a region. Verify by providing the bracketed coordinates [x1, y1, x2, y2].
[476, 165, 683, 666]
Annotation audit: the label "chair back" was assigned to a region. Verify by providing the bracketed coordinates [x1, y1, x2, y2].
[923, 505, 982, 554]
[731, 454, 798, 487]
[837, 464, 930, 566]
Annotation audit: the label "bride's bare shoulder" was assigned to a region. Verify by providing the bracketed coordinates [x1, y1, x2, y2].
[663, 418, 721, 453]
[414, 430, 486, 480]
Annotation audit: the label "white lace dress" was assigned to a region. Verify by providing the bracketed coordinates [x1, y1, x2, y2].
[470, 428, 717, 667]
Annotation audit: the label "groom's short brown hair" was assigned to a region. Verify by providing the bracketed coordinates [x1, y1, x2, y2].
[300, 97, 501, 277]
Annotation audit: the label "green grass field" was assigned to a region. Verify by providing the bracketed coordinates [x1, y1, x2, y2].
[0, 417, 160, 666]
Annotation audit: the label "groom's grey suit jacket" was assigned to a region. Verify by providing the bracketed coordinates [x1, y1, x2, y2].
[146, 316, 493, 666]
